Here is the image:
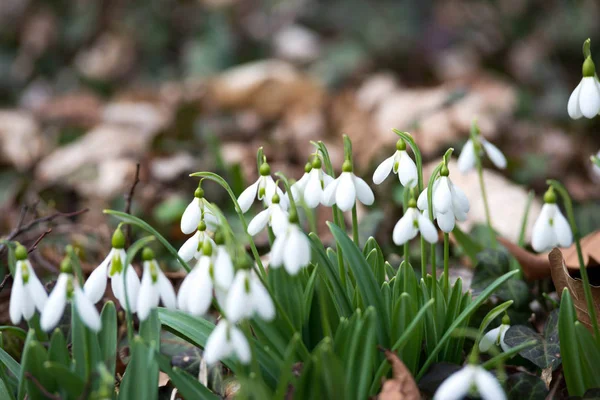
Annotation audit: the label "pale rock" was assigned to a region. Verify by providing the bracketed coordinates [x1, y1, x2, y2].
[356, 73, 398, 111]
[102, 101, 172, 133]
[151, 153, 197, 181]
[273, 25, 320, 63]
[0, 110, 46, 170]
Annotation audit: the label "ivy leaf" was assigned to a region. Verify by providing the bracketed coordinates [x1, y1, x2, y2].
[472, 250, 529, 309]
[506, 373, 548, 400]
[503, 310, 561, 370]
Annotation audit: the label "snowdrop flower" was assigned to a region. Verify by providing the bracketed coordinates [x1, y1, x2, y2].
[137, 248, 177, 321]
[9, 244, 48, 325]
[373, 139, 417, 188]
[41, 258, 101, 332]
[238, 162, 287, 213]
[177, 220, 215, 262]
[418, 167, 470, 233]
[323, 160, 374, 212]
[568, 56, 600, 119]
[393, 199, 438, 245]
[225, 269, 275, 323]
[177, 241, 215, 316]
[531, 188, 572, 252]
[457, 136, 506, 174]
[270, 210, 311, 274]
[479, 315, 511, 353]
[204, 319, 250, 365]
[247, 193, 289, 237]
[434, 364, 506, 400]
[294, 157, 334, 208]
[180, 185, 218, 235]
[291, 162, 312, 202]
[83, 227, 140, 312]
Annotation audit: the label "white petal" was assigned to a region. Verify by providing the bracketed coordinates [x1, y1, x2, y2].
[474, 367, 506, 400]
[434, 366, 475, 400]
[479, 326, 501, 353]
[181, 198, 201, 235]
[204, 320, 229, 365]
[9, 264, 24, 324]
[450, 183, 470, 213]
[157, 271, 177, 309]
[392, 209, 419, 246]
[177, 269, 197, 311]
[579, 77, 600, 118]
[247, 208, 271, 236]
[322, 178, 339, 207]
[74, 287, 101, 332]
[251, 275, 275, 321]
[238, 180, 259, 213]
[372, 155, 394, 185]
[226, 271, 251, 323]
[230, 325, 251, 364]
[110, 273, 123, 304]
[457, 139, 476, 174]
[436, 210, 456, 233]
[40, 274, 68, 332]
[499, 325, 511, 352]
[270, 205, 289, 236]
[178, 231, 200, 262]
[24, 261, 48, 312]
[283, 227, 310, 275]
[532, 204, 555, 252]
[553, 208, 573, 248]
[417, 188, 429, 211]
[433, 177, 452, 214]
[270, 233, 287, 268]
[323, 172, 334, 186]
[568, 80, 583, 119]
[336, 173, 356, 212]
[186, 258, 213, 316]
[262, 176, 278, 204]
[214, 247, 234, 289]
[137, 264, 158, 321]
[417, 213, 438, 244]
[353, 176, 375, 206]
[305, 170, 324, 208]
[481, 140, 507, 169]
[397, 151, 418, 188]
[291, 173, 309, 201]
[124, 267, 140, 313]
[84, 253, 110, 304]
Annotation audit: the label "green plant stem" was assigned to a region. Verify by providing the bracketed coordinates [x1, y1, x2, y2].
[420, 238, 426, 279]
[475, 157, 497, 248]
[351, 204, 359, 247]
[548, 180, 600, 345]
[443, 233, 449, 296]
[303, 203, 317, 233]
[267, 226, 275, 247]
[392, 130, 423, 192]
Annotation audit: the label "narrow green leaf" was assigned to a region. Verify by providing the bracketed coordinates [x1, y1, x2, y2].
[43, 362, 85, 398]
[48, 329, 69, 366]
[451, 225, 483, 265]
[0, 327, 26, 341]
[99, 301, 117, 377]
[574, 322, 600, 390]
[21, 338, 56, 400]
[558, 288, 585, 396]
[0, 376, 13, 400]
[274, 334, 301, 400]
[478, 300, 514, 334]
[0, 346, 20, 378]
[481, 340, 537, 369]
[120, 337, 151, 400]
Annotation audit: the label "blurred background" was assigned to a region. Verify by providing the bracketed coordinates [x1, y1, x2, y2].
[2, 0, 600, 308]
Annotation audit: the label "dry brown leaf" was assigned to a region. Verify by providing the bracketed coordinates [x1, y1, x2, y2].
[549, 248, 600, 331]
[499, 231, 600, 281]
[378, 350, 420, 400]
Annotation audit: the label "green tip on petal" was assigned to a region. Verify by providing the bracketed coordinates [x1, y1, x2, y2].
[214, 230, 225, 245]
[15, 243, 28, 261]
[288, 209, 299, 223]
[583, 56, 596, 77]
[271, 193, 280, 204]
[202, 240, 213, 256]
[396, 139, 407, 151]
[111, 227, 126, 249]
[304, 162, 312, 173]
[259, 162, 271, 176]
[198, 220, 207, 232]
[142, 247, 155, 261]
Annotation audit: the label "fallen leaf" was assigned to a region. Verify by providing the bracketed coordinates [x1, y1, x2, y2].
[549, 248, 600, 331]
[0, 110, 46, 170]
[158, 372, 170, 387]
[378, 350, 420, 400]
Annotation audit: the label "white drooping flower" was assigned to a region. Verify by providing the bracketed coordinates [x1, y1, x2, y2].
[434, 364, 506, 400]
[238, 162, 287, 213]
[291, 163, 312, 202]
[372, 139, 418, 188]
[177, 222, 215, 262]
[204, 319, 251, 365]
[137, 249, 177, 321]
[41, 268, 101, 332]
[323, 161, 374, 212]
[83, 228, 140, 313]
[531, 189, 572, 252]
[9, 245, 48, 325]
[225, 269, 275, 323]
[418, 172, 470, 233]
[293, 158, 334, 208]
[568, 56, 600, 119]
[479, 321, 511, 353]
[457, 136, 506, 174]
[177, 252, 213, 316]
[247, 193, 289, 237]
[392, 205, 438, 246]
[180, 186, 219, 234]
[270, 222, 311, 275]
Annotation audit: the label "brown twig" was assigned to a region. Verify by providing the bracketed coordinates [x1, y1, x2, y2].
[28, 228, 52, 253]
[24, 372, 61, 400]
[124, 163, 141, 247]
[0, 274, 11, 294]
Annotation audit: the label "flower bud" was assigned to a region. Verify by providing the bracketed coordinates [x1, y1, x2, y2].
[583, 56, 596, 77]
[543, 187, 556, 204]
[311, 157, 322, 169]
[396, 139, 407, 151]
[259, 162, 271, 176]
[111, 227, 126, 249]
[194, 186, 205, 199]
[60, 257, 73, 274]
[304, 162, 312, 173]
[15, 243, 27, 261]
[197, 220, 207, 232]
[440, 164, 450, 177]
[142, 247, 155, 261]
[342, 160, 353, 173]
